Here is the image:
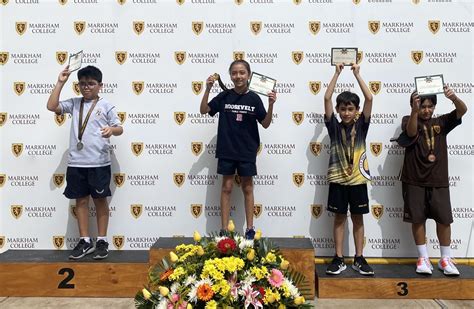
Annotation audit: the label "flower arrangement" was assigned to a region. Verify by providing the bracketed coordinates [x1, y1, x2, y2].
[135, 221, 312, 308]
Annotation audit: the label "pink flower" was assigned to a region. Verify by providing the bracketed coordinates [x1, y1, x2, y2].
[267, 269, 284, 287]
[171, 294, 180, 303]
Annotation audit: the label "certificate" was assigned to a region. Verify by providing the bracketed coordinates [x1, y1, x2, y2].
[248, 72, 276, 97]
[331, 47, 358, 66]
[68, 50, 83, 72]
[415, 74, 444, 96]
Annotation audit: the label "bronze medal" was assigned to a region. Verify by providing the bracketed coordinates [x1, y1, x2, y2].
[428, 153, 436, 162]
[347, 164, 353, 175]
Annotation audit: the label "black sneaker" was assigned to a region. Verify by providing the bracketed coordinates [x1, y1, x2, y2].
[326, 255, 346, 275]
[93, 240, 109, 260]
[245, 228, 255, 240]
[69, 239, 94, 260]
[219, 229, 229, 237]
[352, 255, 374, 275]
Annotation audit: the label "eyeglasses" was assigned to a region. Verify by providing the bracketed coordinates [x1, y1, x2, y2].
[78, 82, 99, 88]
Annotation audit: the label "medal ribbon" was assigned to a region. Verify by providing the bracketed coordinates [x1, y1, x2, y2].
[341, 124, 356, 171]
[423, 124, 435, 154]
[78, 97, 99, 143]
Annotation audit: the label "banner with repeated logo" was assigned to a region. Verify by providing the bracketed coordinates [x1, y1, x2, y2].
[0, 0, 472, 258]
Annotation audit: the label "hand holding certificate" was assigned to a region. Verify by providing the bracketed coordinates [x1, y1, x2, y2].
[248, 72, 276, 96]
[68, 50, 83, 72]
[331, 47, 358, 66]
[415, 74, 444, 96]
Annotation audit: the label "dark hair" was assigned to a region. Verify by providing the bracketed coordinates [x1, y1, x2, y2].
[228, 60, 251, 75]
[77, 65, 102, 83]
[410, 91, 437, 107]
[336, 91, 360, 109]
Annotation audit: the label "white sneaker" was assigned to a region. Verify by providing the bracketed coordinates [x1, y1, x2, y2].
[438, 257, 460, 276]
[416, 257, 433, 274]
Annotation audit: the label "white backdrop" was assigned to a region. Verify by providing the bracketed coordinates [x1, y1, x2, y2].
[0, 0, 473, 258]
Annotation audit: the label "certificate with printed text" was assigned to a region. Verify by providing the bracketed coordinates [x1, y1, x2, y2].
[415, 74, 444, 96]
[248, 72, 276, 97]
[331, 47, 358, 66]
[68, 50, 83, 72]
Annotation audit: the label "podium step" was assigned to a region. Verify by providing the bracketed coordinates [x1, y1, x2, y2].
[316, 264, 474, 299]
[149, 237, 316, 298]
[0, 250, 149, 297]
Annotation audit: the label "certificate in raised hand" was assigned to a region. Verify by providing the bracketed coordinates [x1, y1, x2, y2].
[415, 74, 444, 96]
[331, 47, 358, 66]
[248, 72, 276, 97]
[68, 50, 83, 72]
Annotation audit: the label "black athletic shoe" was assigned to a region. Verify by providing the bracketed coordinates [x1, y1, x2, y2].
[244, 228, 255, 240]
[219, 229, 229, 237]
[326, 255, 346, 275]
[69, 239, 94, 260]
[93, 240, 109, 260]
[352, 255, 374, 275]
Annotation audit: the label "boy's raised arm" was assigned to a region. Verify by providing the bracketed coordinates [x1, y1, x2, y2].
[352, 64, 373, 121]
[47, 66, 71, 114]
[324, 63, 343, 119]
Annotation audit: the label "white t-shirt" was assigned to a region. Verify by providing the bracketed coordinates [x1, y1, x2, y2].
[59, 97, 121, 167]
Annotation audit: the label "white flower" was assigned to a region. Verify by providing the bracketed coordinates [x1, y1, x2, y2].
[284, 278, 300, 298]
[170, 282, 181, 294]
[157, 299, 168, 309]
[214, 236, 227, 242]
[187, 285, 197, 303]
[237, 237, 254, 250]
[184, 274, 197, 287]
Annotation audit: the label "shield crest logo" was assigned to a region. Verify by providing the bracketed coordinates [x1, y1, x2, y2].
[309, 81, 321, 95]
[310, 142, 322, 156]
[0, 52, 9, 65]
[117, 0, 126, 4]
[192, 21, 203, 35]
[59, 0, 67, 4]
[192, 81, 203, 95]
[353, 0, 360, 3]
[12, 143, 23, 157]
[428, 20, 440, 34]
[174, 112, 186, 125]
[133, 21, 145, 35]
[292, 112, 304, 125]
[174, 51, 186, 65]
[432, 125, 441, 134]
[371, 204, 384, 220]
[368, 81, 381, 95]
[309, 21, 320, 35]
[54, 114, 66, 126]
[250, 21, 262, 35]
[0, 174, 6, 187]
[176, 0, 185, 4]
[16, 22, 27, 35]
[131, 142, 144, 156]
[53, 236, 65, 249]
[0, 112, 7, 126]
[234, 174, 241, 186]
[0, 236, 4, 249]
[293, 0, 301, 4]
[411, 50, 423, 64]
[132, 81, 144, 95]
[233, 51, 245, 61]
[173, 173, 185, 187]
[235, 0, 243, 4]
[53, 173, 65, 188]
[253, 204, 262, 218]
[356, 50, 363, 64]
[56, 51, 68, 65]
[368, 21, 380, 34]
[130, 204, 143, 219]
[292, 173, 304, 187]
[74, 21, 86, 35]
[115, 51, 127, 65]
[1, 0, 9, 5]
[412, 0, 420, 4]
[292, 51, 304, 65]
[190, 204, 202, 218]
[113, 173, 125, 187]
[70, 204, 77, 218]
[117, 112, 126, 124]
[72, 82, 80, 95]
[113, 235, 125, 250]
[311, 204, 323, 219]
[14, 82, 25, 96]
[191, 142, 203, 156]
[11, 205, 23, 219]
[370, 142, 382, 157]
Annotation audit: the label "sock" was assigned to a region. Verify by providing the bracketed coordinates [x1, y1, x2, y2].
[416, 244, 429, 258]
[97, 236, 107, 242]
[80, 236, 91, 243]
[440, 245, 451, 258]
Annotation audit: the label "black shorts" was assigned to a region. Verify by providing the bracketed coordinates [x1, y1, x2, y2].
[327, 183, 369, 215]
[217, 158, 257, 177]
[402, 182, 453, 225]
[64, 166, 112, 199]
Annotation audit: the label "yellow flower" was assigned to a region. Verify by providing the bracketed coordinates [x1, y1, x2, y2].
[254, 229, 262, 240]
[197, 245, 204, 256]
[142, 288, 152, 300]
[294, 296, 305, 305]
[278, 304, 286, 309]
[265, 252, 276, 263]
[159, 286, 169, 297]
[205, 300, 217, 309]
[187, 304, 193, 309]
[247, 249, 255, 261]
[193, 231, 201, 242]
[280, 259, 290, 270]
[266, 294, 275, 303]
[227, 220, 235, 232]
[170, 251, 179, 262]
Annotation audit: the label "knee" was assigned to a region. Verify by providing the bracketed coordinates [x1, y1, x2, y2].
[351, 214, 364, 227]
[334, 214, 347, 225]
[240, 178, 254, 196]
[221, 183, 233, 196]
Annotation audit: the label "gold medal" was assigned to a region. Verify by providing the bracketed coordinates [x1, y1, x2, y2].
[213, 73, 220, 80]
